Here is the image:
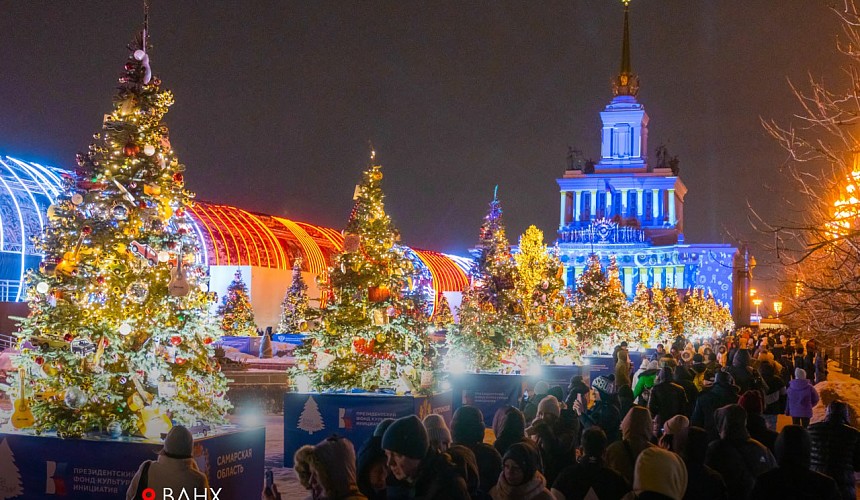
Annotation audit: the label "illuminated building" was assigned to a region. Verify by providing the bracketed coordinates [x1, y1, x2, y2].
[555, 3, 736, 306]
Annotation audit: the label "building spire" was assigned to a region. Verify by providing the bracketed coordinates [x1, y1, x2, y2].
[613, 0, 639, 98]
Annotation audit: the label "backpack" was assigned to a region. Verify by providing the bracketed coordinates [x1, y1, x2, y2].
[132, 461, 152, 500]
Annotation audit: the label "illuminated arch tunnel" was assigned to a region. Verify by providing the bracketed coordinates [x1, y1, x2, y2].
[1, 155, 470, 317]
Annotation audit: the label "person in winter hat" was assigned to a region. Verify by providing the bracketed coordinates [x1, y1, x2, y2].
[423, 413, 452, 452]
[648, 367, 688, 437]
[524, 380, 551, 421]
[605, 405, 655, 486]
[786, 368, 819, 428]
[383, 415, 470, 500]
[679, 426, 728, 500]
[446, 445, 482, 500]
[356, 419, 395, 500]
[305, 435, 367, 500]
[126, 425, 208, 500]
[632, 361, 659, 406]
[738, 390, 777, 452]
[490, 441, 553, 500]
[527, 394, 577, 485]
[628, 447, 688, 500]
[551, 427, 630, 500]
[751, 425, 840, 500]
[578, 375, 622, 443]
[616, 348, 633, 389]
[691, 370, 740, 441]
[631, 358, 651, 389]
[705, 404, 776, 500]
[293, 445, 315, 490]
[809, 400, 860, 500]
[659, 414, 690, 453]
[493, 406, 528, 457]
[452, 405, 502, 495]
[564, 375, 590, 409]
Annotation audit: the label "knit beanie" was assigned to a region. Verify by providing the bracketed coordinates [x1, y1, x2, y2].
[534, 380, 550, 396]
[826, 401, 850, 424]
[451, 405, 485, 444]
[162, 425, 193, 459]
[373, 418, 395, 438]
[547, 386, 564, 403]
[648, 360, 660, 370]
[795, 368, 807, 380]
[592, 375, 617, 396]
[738, 390, 764, 415]
[569, 375, 590, 396]
[633, 447, 688, 500]
[502, 442, 541, 484]
[310, 436, 358, 497]
[423, 414, 452, 447]
[382, 415, 429, 459]
[537, 395, 561, 418]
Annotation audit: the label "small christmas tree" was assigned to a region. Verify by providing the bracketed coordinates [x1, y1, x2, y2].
[0, 438, 22, 499]
[431, 294, 454, 330]
[447, 189, 525, 372]
[293, 150, 436, 392]
[13, 29, 228, 437]
[278, 258, 313, 333]
[297, 396, 325, 434]
[651, 287, 672, 342]
[217, 269, 257, 336]
[570, 255, 627, 352]
[621, 282, 656, 344]
[513, 226, 570, 363]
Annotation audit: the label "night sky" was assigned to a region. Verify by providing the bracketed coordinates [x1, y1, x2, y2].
[0, 2, 845, 271]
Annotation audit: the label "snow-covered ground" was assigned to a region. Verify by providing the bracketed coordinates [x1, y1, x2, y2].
[812, 361, 860, 426]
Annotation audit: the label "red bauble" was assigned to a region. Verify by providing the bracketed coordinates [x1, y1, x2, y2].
[173, 173, 184, 184]
[123, 143, 140, 157]
[82, 226, 92, 235]
[175, 357, 186, 365]
[63, 333, 74, 342]
[203, 337, 213, 345]
[175, 208, 186, 217]
[96, 275, 105, 285]
[35, 356, 44, 365]
[170, 336, 182, 346]
[368, 286, 390, 303]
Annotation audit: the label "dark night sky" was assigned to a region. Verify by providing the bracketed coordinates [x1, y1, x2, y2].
[0, 1, 845, 271]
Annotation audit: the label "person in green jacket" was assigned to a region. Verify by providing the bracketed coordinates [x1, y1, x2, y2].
[632, 360, 660, 406]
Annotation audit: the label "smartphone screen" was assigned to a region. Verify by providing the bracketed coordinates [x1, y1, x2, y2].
[265, 469, 273, 488]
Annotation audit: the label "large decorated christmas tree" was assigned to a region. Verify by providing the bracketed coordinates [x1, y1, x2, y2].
[217, 269, 257, 336]
[12, 31, 228, 438]
[293, 151, 436, 393]
[569, 255, 627, 352]
[277, 258, 313, 333]
[447, 189, 527, 372]
[513, 226, 571, 363]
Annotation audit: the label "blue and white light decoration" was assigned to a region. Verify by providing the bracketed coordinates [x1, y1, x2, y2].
[0, 156, 66, 301]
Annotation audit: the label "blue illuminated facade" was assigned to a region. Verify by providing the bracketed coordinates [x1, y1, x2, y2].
[555, 3, 735, 306]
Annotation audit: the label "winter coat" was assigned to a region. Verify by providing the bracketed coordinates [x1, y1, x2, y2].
[580, 398, 622, 444]
[409, 450, 472, 500]
[551, 458, 630, 500]
[704, 406, 777, 500]
[758, 363, 786, 415]
[632, 370, 658, 405]
[750, 465, 840, 500]
[489, 471, 553, 500]
[605, 407, 655, 486]
[683, 463, 728, 500]
[125, 455, 209, 500]
[785, 378, 819, 419]
[648, 381, 688, 431]
[746, 413, 777, 452]
[527, 418, 576, 486]
[727, 350, 761, 394]
[809, 420, 860, 500]
[673, 366, 699, 416]
[616, 358, 632, 389]
[459, 442, 502, 495]
[815, 354, 828, 384]
[691, 382, 740, 441]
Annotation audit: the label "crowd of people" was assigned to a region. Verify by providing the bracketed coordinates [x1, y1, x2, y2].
[126, 330, 860, 500]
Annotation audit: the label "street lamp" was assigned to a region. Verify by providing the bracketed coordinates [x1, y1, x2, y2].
[752, 298, 763, 321]
[773, 301, 783, 317]
[750, 288, 757, 297]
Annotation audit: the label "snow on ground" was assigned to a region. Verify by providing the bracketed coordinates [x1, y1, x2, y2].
[242, 413, 308, 499]
[812, 361, 860, 426]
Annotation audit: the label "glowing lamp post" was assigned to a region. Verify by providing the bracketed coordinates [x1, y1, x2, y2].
[752, 298, 763, 322]
[773, 301, 783, 318]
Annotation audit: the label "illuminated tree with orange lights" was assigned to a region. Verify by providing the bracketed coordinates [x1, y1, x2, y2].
[278, 258, 314, 334]
[217, 269, 258, 336]
[11, 31, 228, 438]
[293, 152, 437, 393]
[758, 2, 860, 345]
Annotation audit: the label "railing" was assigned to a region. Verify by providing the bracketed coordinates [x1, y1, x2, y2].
[836, 346, 860, 380]
[0, 280, 20, 302]
[0, 333, 14, 351]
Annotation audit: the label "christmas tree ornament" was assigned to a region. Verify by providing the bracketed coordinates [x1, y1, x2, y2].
[71, 193, 84, 205]
[41, 362, 59, 377]
[63, 386, 87, 409]
[143, 144, 156, 156]
[35, 282, 50, 294]
[157, 250, 170, 263]
[368, 285, 390, 303]
[343, 233, 361, 253]
[169, 335, 182, 346]
[107, 420, 123, 438]
[111, 203, 129, 220]
[126, 281, 149, 303]
[118, 322, 133, 336]
[47, 205, 59, 220]
[123, 143, 140, 157]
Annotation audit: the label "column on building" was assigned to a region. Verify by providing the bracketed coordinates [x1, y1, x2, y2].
[668, 188, 676, 225]
[653, 266, 664, 288]
[623, 267, 634, 297]
[621, 188, 629, 217]
[605, 191, 611, 218]
[590, 189, 598, 220]
[559, 191, 567, 228]
[652, 188, 660, 220]
[674, 265, 685, 289]
[574, 190, 581, 222]
[637, 267, 647, 287]
[636, 188, 644, 217]
[574, 266, 585, 283]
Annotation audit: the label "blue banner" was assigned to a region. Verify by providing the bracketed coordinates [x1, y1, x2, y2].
[583, 356, 615, 379]
[284, 392, 452, 467]
[0, 426, 264, 500]
[450, 373, 523, 427]
[271, 333, 306, 345]
[528, 365, 584, 400]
